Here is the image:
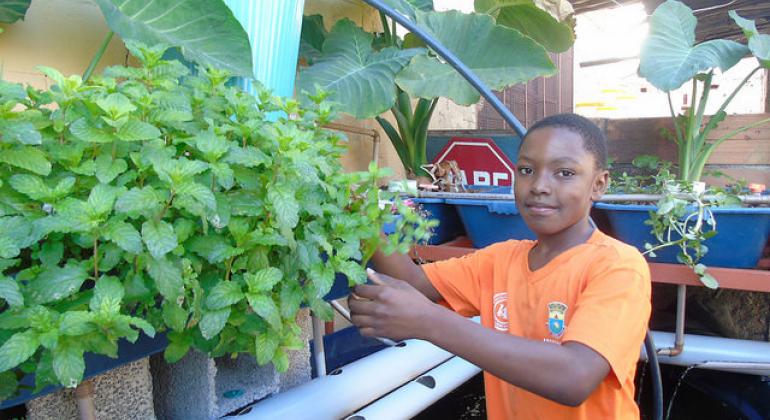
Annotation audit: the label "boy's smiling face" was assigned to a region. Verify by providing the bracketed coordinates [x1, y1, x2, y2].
[514, 126, 608, 238]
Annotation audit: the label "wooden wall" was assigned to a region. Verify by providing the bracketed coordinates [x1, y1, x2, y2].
[594, 114, 770, 186]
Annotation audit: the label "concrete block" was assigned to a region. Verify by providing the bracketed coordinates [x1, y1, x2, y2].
[26, 358, 156, 420]
[151, 309, 314, 419]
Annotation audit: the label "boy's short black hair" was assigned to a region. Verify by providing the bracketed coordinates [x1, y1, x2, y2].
[522, 113, 608, 170]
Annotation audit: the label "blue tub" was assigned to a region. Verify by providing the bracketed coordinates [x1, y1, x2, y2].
[595, 202, 770, 268]
[446, 197, 534, 248]
[412, 197, 464, 245]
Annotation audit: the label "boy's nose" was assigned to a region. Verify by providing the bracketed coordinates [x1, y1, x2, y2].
[530, 174, 551, 194]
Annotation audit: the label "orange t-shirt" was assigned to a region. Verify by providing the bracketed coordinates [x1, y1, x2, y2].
[422, 229, 651, 420]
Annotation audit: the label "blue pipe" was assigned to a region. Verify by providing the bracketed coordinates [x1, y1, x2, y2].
[361, 0, 527, 138]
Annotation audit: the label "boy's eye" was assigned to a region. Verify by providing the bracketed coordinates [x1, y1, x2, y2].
[518, 167, 533, 175]
[557, 169, 575, 177]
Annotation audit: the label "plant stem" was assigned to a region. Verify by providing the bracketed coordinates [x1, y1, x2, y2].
[379, 12, 392, 46]
[83, 31, 115, 82]
[93, 236, 99, 279]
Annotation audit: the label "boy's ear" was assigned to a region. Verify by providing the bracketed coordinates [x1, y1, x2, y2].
[591, 169, 609, 201]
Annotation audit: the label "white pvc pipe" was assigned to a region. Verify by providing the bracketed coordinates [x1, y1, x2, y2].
[345, 356, 482, 420]
[225, 339, 454, 419]
[645, 331, 770, 376]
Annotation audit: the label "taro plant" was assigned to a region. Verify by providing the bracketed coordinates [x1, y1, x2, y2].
[633, 0, 770, 287]
[0, 43, 432, 402]
[298, 0, 574, 178]
[639, 0, 770, 184]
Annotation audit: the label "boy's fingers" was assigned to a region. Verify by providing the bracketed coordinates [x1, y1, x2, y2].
[351, 283, 381, 300]
[348, 296, 377, 315]
[366, 267, 386, 285]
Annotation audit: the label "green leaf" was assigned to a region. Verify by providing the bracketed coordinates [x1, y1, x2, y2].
[88, 184, 123, 216]
[0, 0, 31, 23]
[97, 92, 137, 116]
[188, 235, 239, 264]
[223, 146, 270, 168]
[336, 259, 367, 285]
[396, 10, 555, 105]
[26, 264, 89, 305]
[699, 272, 719, 289]
[194, 129, 231, 162]
[127, 316, 155, 338]
[164, 331, 192, 363]
[39, 242, 64, 266]
[116, 119, 161, 141]
[272, 348, 289, 372]
[0, 330, 39, 372]
[103, 220, 143, 254]
[0, 146, 51, 175]
[90, 275, 124, 312]
[0, 235, 20, 259]
[210, 162, 234, 190]
[639, 1, 749, 91]
[52, 340, 85, 388]
[255, 330, 280, 365]
[70, 118, 116, 143]
[95, 155, 128, 184]
[729, 11, 770, 68]
[268, 186, 299, 230]
[300, 14, 327, 64]
[482, 1, 574, 53]
[115, 186, 164, 217]
[176, 181, 216, 211]
[206, 281, 244, 310]
[1, 121, 42, 145]
[93, 0, 253, 77]
[0, 370, 19, 401]
[298, 19, 423, 119]
[199, 307, 231, 340]
[246, 293, 281, 331]
[279, 282, 304, 319]
[0, 276, 23, 307]
[162, 302, 188, 332]
[59, 311, 96, 336]
[245, 267, 283, 293]
[142, 220, 178, 259]
[146, 257, 183, 301]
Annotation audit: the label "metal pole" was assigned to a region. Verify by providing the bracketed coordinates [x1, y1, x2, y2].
[312, 313, 327, 377]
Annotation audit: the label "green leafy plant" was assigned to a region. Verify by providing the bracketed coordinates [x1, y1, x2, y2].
[298, 0, 574, 178]
[639, 0, 770, 184]
[0, 0, 252, 80]
[0, 43, 431, 401]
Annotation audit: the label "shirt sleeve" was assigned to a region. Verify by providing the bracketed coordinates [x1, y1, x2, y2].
[421, 242, 507, 317]
[561, 252, 652, 384]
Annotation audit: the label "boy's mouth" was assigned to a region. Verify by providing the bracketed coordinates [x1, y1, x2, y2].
[525, 203, 558, 215]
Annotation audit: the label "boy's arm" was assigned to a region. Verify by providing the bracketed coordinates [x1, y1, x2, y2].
[348, 271, 610, 407]
[369, 248, 443, 302]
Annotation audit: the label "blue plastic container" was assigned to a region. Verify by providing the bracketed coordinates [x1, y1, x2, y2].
[446, 197, 535, 248]
[595, 202, 770, 268]
[412, 197, 464, 245]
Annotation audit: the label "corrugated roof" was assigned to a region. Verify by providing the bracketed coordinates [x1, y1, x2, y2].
[571, 0, 770, 42]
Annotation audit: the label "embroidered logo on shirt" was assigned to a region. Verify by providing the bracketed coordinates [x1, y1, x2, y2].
[547, 301, 568, 338]
[493, 292, 508, 331]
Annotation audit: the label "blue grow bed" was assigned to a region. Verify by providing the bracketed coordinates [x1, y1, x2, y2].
[412, 197, 464, 245]
[595, 203, 770, 268]
[446, 195, 535, 248]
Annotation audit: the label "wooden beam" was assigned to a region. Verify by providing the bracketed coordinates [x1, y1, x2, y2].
[412, 241, 770, 293]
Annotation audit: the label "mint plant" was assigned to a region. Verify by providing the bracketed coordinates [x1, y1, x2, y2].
[0, 42, 432, 401]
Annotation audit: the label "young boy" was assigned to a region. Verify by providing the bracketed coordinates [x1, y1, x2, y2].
[349, 113, 651, 419]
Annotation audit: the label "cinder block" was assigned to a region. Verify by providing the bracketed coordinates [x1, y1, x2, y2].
[151, 309, 314, 419]
[26, 358, 155, 420]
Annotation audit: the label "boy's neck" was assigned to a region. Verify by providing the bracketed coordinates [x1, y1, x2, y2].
[529, 218, 595, 270]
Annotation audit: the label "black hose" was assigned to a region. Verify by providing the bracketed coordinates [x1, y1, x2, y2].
[645, 331, 664, 420]
[361, 0, 527, 138]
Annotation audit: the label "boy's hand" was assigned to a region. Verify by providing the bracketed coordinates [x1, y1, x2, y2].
[348, 268, 440, 342]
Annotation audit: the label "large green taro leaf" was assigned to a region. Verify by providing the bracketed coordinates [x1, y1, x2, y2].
[475, 0, 575, 53]
[93, 0, 253, 77]
[380, 0, 434, 20]
[396, 10, 555, 106]
[729, 11, 770, 68]
[0, 0, 31, 23]
[639, 0, 748, 92]
[297, 19, 423, 119]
